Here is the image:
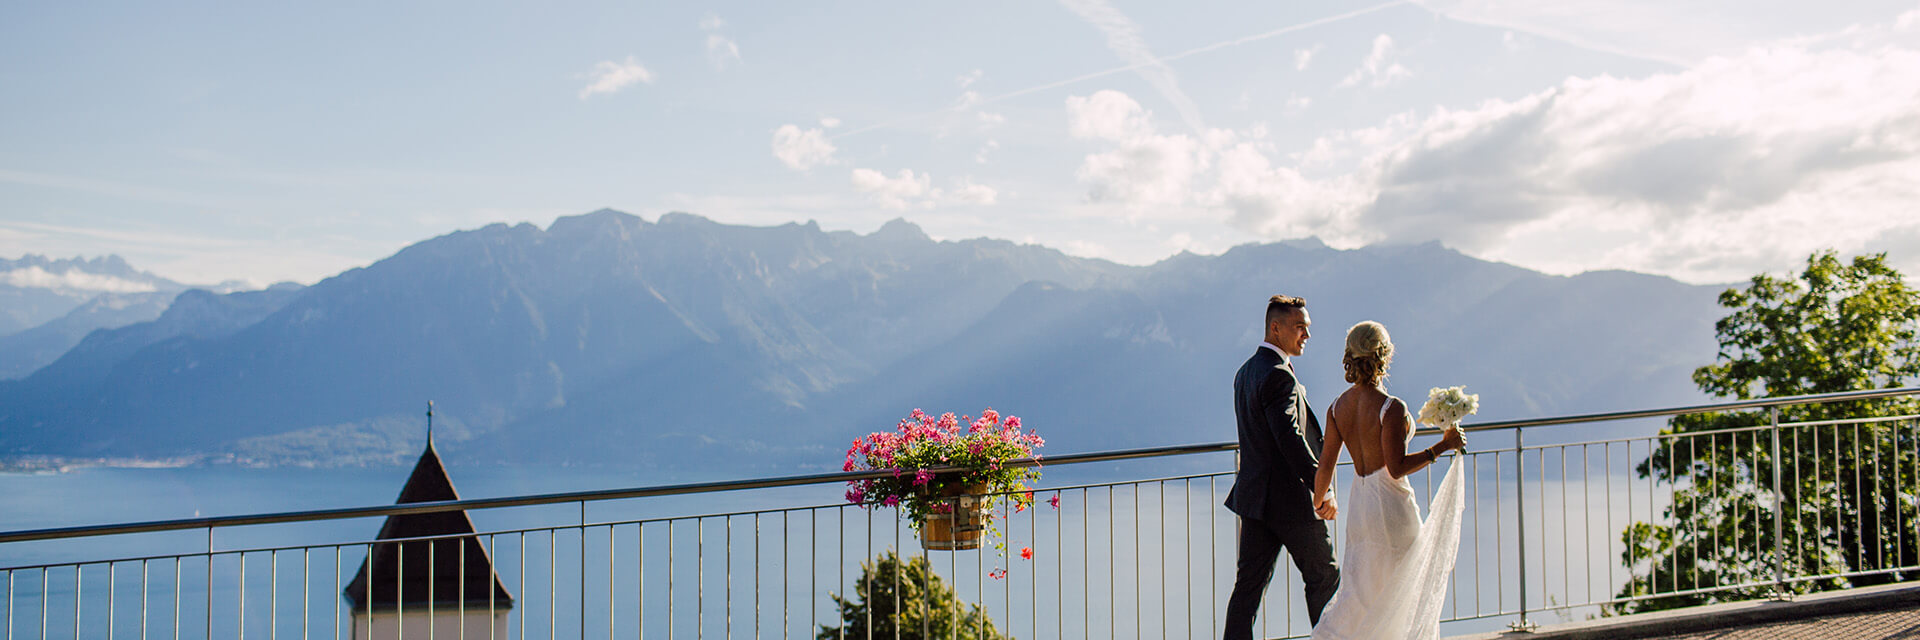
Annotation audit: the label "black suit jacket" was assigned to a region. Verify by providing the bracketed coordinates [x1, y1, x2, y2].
[1224, 347, 1325, 524]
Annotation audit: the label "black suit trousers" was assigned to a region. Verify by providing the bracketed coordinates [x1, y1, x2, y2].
[1223, 515, 1339, 639]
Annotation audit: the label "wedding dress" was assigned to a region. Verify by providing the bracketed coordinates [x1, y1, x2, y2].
[1311, 399, 1467, 640]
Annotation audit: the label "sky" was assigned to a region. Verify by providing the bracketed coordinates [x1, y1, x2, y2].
[1, 0, 1917, 287]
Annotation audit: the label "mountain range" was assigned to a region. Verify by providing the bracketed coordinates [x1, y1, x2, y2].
[0, 255, 183, 336]
[0, 255, 270, 380]
[0, 210, 1727, 470]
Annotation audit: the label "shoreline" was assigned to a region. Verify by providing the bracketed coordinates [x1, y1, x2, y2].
[0, 454, 215, 475]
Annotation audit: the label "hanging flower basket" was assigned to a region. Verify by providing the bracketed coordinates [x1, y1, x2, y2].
[919, 482, 991, 550]
[842, 408, 1045, 552]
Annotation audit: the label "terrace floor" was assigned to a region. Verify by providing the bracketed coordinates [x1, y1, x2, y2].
[1657, 608, 1920, 639]
[1445, 582, 1920, 640]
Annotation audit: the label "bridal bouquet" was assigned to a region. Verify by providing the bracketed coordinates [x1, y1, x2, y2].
[1417, 385, 1479, 427]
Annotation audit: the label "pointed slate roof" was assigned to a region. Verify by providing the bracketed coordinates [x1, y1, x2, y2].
[343, 442, 514, 611]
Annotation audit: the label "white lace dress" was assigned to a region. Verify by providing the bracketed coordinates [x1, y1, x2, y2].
[1311, 399, 1467, 640]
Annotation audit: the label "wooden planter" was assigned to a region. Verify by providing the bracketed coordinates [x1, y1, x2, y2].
[919, 483, 990, 551]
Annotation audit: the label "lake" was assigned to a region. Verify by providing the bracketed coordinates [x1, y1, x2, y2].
[2, 451, 1663, 638]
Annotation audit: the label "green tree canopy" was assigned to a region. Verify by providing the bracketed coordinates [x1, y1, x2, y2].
[1694, 251, 1920, 401]
[817, 551, 1008, 640]
[1614, 251, 1920, 614]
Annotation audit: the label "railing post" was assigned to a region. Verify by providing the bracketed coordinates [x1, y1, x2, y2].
[207, 527, 214, 639]
[1770, 406, 1791, 600]
[1510, 427, 1535, 632]
[579, 501, 587, 640]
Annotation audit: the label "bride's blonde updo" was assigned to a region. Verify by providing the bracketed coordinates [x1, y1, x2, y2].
[1343, 321, 1394, 387]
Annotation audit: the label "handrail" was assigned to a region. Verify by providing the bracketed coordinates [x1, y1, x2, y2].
[0, 441, 1236, 544]
[3, 386, 1913, 545]
[1453, 386, 1919, 432]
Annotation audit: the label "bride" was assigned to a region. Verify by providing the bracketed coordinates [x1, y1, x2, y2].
[1309, 321, 1468, 639]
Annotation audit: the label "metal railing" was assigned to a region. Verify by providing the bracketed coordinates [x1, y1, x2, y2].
[2, 387, 1916, 638]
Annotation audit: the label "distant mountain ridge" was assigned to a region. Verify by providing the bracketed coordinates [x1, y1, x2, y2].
[0, 291, 177, 379]
[0, 210, 1726, 469]
[0, 255, 279, 380]
[0, 255, 186, 337]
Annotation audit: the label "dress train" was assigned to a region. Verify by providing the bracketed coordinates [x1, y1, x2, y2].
[1310, 453, 1466, 639]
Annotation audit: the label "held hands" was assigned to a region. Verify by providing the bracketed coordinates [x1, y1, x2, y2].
[1314, 492, 1338, 520]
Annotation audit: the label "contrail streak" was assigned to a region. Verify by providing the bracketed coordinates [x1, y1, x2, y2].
[830, 0, 1408, 140]
[1060, 0, 1208, 134]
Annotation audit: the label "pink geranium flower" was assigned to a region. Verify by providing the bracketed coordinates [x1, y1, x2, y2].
[840, 407, 1044, 549]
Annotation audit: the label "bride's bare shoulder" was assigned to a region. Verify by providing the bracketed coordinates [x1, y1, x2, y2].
[1330, 387, 1361, 412]
[1382, 394, 1412, 422]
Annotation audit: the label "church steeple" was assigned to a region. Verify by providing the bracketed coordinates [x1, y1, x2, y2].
[344, 407, 512, 615]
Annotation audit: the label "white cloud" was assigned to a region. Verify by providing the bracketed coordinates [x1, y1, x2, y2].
[1212, 141, 1372, 240]
[819, 116, 842, 129]
[850, 168, 935, 210]
[1066, 90, 1210, 208]
[950, 179, 999, 205]
[1295, 44, 1322, 71]
[976, 111, 1006, 129]
[1053, 12, 1920, 283]
[1413, 0, 1903, 66]
[975, 140, 1000, 164]
[1290, 113, 1417, 172]
[1058, 0, 1207, 133]
[771, 125, 837, 170]
[707, 35, 742, 70]
[578, 56, 654, 100]
[699, 13, 742, 70]
[958, 69, 984, 88]
[0, 266, 159, 294]
[0, 219, 370, 286]
[1338, 34, 1411, 88]
[849, 169, 999, 209]
[1219, 31, 1920, 283]
[1066, 89, 1154, 140]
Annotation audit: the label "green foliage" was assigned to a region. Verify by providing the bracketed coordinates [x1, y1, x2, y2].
[1613, 251, 1920, 614]
[844, 409, 1043, 542]
[817, 551, 1009, 640]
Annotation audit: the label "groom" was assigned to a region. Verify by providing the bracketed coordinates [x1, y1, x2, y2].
[1224, 295, 1340, 639]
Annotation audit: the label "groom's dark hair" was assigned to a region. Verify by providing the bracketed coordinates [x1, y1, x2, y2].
[1266, 295, 1306, 326]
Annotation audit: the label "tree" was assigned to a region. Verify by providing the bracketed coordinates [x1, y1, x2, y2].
[817, 551, 1009, 640]
[1613, 251, 1920, 613]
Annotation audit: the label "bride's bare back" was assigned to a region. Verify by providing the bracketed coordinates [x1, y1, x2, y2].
[1309, 320, 1466, 518]
[1329, 385, 1409, 477]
